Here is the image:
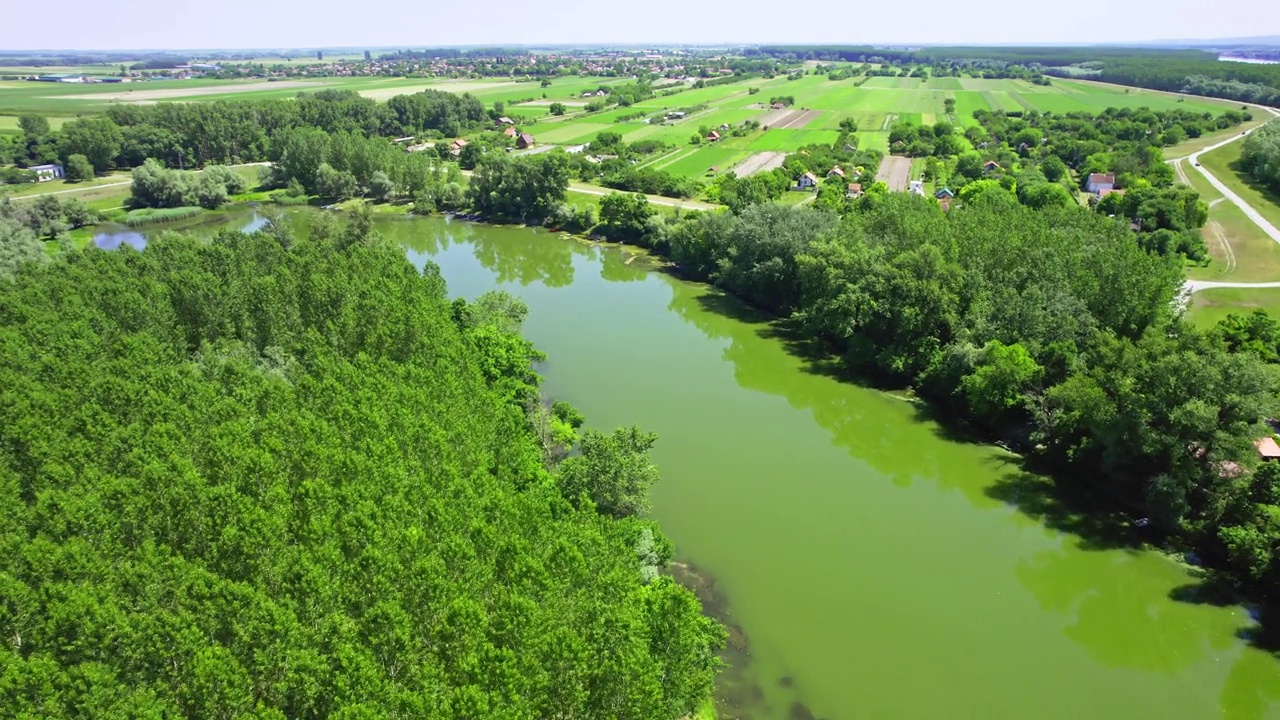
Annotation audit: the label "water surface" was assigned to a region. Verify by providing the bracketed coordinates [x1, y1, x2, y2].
[110, 211, 1280, 719]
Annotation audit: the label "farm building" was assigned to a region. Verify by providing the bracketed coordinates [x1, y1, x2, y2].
[798, 172, 819, 190]
[666, 111, 686, 119]
[706, 131, 720, 142]
[29, 164, 65, 182]
[1257, 437, 1280, 461]
[935, 188, 955, 199]
[497, 116, 515, 125]
[503, 126, 517, 137]
[517, 133, 536, 149]
[1086, 173, 1116, 194]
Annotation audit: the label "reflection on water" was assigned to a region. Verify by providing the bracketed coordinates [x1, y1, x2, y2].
[82, 208, 1280, 720]
[91, 208, 273, 250]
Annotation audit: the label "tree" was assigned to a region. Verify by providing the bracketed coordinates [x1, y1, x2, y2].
[599, 192, 653, 242]
[60, 198, 95, 228]
[58, 116, 122, 172]
[194, 173, 229, 209]
[557, 426, 661, 518]
[64, 153, 95, 182]
[549, 102, 567, 116]
[316, 162, 358, 200]
[18, 114, 49, 137]
[368, 170, 394, 201]
[0, 216, 47, 279]
[959, 341, 1043, 421]
[1040, 155, 1067, 183]
[129, 159, 193, 208]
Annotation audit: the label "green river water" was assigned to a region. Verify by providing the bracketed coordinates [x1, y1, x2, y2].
[100, 209, 1280, 719]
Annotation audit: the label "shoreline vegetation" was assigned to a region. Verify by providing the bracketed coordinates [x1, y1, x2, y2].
[6, 41, 1280, 715]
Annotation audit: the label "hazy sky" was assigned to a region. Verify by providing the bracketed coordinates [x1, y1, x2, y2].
[2, 0, 1277, 51]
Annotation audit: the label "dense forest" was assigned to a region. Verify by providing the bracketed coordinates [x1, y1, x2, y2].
[596, 189, 1280, 625]
[0, 218, 723, 717]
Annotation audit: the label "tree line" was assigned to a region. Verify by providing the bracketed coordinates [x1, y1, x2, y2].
[0, 88, 489, 175]
[0, 217, 723, 718]
[582, 186, 1280, 629]
[1241, 120, 1280, 195]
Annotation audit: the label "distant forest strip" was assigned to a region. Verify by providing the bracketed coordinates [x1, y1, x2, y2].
[747, 46, 1280, 105]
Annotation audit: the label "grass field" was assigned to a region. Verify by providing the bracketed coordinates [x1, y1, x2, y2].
[1189, 287, 1280, 328]
[1199, 136, 1280, 233]
[0, 70, 1252, 185]
[0, 114, 74, 135]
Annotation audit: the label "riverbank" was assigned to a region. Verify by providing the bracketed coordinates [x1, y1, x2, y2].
[87, 207, 1280, 718]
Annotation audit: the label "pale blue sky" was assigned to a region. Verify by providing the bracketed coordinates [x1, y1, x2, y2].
[2, 0, 1276, 51]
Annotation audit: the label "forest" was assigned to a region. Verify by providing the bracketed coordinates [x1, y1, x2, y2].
[0, 217, 723, 717]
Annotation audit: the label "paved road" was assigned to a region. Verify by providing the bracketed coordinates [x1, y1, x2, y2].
[1183, 105, 1280, 249]
[1174, 105, 1280, 296]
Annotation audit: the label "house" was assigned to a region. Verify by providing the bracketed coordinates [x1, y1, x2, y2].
[1257, 437, 1280, 461]
[770, 102, 785, 110]
[497, 116, 514, 125]
[935, 188, 955, 199]
[908, 180, 925, 196]
[503, 126, 517, 138]
[450, 138, 469, 156]
[516, 133, 535, 149]
[797, 172, 819, 190]
[827, 166, 845, 179]
[1086, 173, 1116, 194]
[29, 163, 64, 182]
[1016, 141, 1031, 153]
[719, 123, 729, 131]
[846, 183, 863, 198]
[706, 131, 720, 142]
[983, 160, 1003, 174]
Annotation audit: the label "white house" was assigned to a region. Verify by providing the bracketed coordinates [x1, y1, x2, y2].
[1086, 173, 1116, 194]
[797, 172, 819, 190]
[908, 179, 925, 196]
[30, 164, 65, 182]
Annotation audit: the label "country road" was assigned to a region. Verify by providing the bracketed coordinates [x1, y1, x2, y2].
[7, 162, 271, 202]
[1172, 105, 1280, 294]
[1183, 106, 1280, 249]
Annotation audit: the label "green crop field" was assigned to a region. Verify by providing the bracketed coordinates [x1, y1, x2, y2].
[0, 67, 1248, 184]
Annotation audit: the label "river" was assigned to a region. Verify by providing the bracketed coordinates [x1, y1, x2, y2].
[96, 209, 1280, 719]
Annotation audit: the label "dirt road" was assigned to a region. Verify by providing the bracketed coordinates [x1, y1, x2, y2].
[875, 156, 912, 192]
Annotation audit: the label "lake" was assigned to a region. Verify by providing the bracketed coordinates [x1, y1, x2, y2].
[94, 210, 1280, 719]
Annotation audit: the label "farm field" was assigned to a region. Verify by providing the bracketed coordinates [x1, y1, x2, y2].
[497, 73, 1244, 178]
[0, 76, 628, 116]
[0, 69, 1249, 183]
